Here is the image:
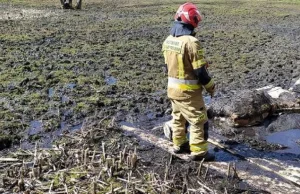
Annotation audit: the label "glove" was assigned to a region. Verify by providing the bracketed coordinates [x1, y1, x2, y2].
[206, 83, 216, 97]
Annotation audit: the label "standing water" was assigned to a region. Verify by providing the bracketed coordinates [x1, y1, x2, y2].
[266, 129, 300, 155]
[105, 76, 117, 85]
[28, 120, 43, 135]
[204, 95, 212, 105]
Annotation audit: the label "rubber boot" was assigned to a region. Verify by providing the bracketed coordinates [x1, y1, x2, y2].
[63, 3, 72, 9]
[62, 0, 73, 9]
[190, 152, 215, 161]
[173, 141, 190, 154]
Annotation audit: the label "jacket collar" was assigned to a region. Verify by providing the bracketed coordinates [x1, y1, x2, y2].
[170, 21, 195, 37]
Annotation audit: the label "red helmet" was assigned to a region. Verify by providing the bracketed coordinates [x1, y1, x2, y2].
[174, 2, 202, 28]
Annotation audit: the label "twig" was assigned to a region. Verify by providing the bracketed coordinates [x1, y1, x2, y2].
[164, 161, 169, 181]
[48, 180, 54, 193]
[135, 187, 146, 193]
[204, 164, 209, 180]
[131, 147, 137, 168]
[117, 177, 142, 184]
[224, 187, 228, 194]
[92, 178, 97, 194]
[97, 180, 109, 186]
[84, 148, 89, 165]
[64, 183, 68, 194]
[197, 158, 205, 177]
[91, 150, 96, 162]
[34, 142, 38, 166]
[0, 158, 20, 162]
[232, 162, 239, 179]
[197, 180, 215, 193]
[102, 142, 106, 161]
[227, 162, 231, 179]
[105, 186, 122, 194]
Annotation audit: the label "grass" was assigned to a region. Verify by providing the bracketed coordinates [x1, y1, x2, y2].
[0, 34, 31, 41]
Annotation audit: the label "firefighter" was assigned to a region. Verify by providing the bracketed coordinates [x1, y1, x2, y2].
[162, 3, 216, 161]
[60, 0, 82, 9]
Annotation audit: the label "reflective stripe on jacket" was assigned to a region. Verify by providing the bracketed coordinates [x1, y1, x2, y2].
[162, 35, 214, 100]
[168, 77, 201, 90]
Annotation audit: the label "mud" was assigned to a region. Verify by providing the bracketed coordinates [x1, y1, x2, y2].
[1, 0, 300, 193]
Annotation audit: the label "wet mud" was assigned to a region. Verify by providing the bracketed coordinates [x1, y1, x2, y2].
[1, 0, 300, 193]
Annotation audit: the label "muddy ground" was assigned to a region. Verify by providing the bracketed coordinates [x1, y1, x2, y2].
[0, 0, 300, 193]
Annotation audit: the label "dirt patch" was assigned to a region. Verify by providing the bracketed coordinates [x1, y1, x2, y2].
[0, 7, 58, 20]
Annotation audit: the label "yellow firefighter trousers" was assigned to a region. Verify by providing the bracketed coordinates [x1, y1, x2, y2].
[171, 97, 208, 155]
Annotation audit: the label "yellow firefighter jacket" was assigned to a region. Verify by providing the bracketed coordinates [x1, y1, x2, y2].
[162, 35, 215, 100]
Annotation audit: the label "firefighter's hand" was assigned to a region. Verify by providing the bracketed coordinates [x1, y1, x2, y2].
[206, 83, 216, 98]
[205, 59, 212, 69]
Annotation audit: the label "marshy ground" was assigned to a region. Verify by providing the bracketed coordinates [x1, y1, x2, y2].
[0, 0, 300, 193]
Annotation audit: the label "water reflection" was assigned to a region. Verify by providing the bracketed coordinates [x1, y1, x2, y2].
[204, 95, 212, 105]
[105, 76, 117, 85]
[28, 120, 43, 135]
[266, 129, 300, 155]
[66, 83, 76, 89]
[48, 88, 54, 98]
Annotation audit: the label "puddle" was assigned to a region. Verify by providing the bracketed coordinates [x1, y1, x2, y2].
[204, 95, 212, 105]
[119, 121, 135, 129]
[266, 129, 300, 155]
[66, 83, 76, 89]
[48, 88, 54, 98]
[24, 118, 82, 149]
[53, 121, 65, 137]
[28, 120, 43, 135]
[146, 112, 155, 120]
[20, 137, 53, 150]
[105, 76, 117, 85]
[71, 123, 82, 132]
[214, 149, 239, 162]
[62, 95, 69, 103]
